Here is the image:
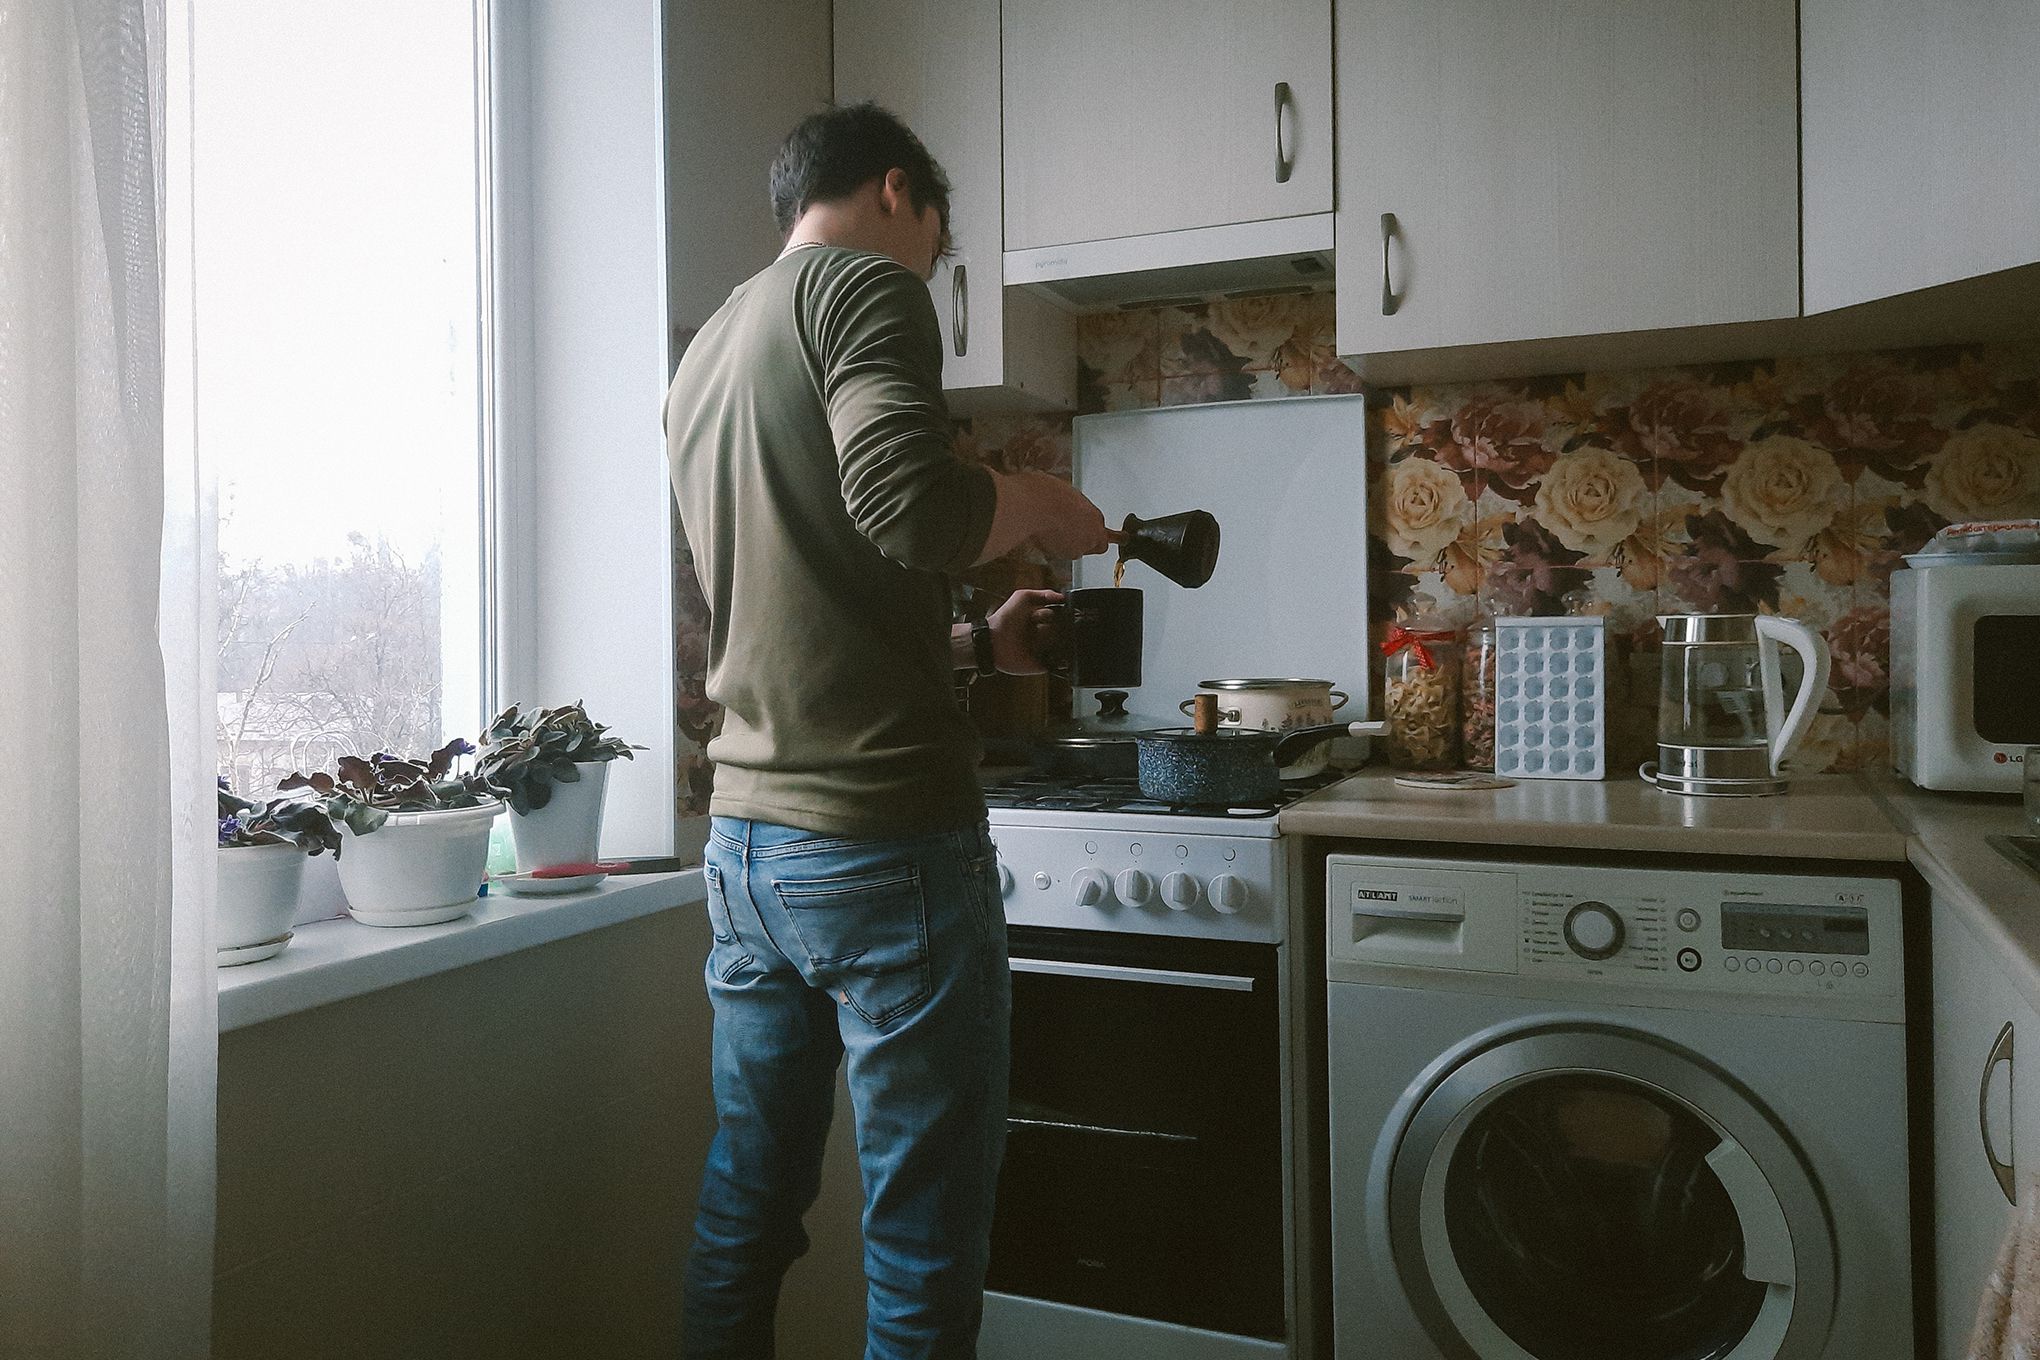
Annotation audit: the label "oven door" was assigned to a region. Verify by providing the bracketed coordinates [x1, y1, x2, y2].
[988, 925, 1288, 1341]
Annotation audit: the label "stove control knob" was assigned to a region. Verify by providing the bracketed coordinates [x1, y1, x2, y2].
[1162, 872, 1202, 912]
[1564, 902, 1626, 961]
[1071, 868, 1112, 909]
[1209, 874, 1249, 915]
[997, 864, 1014, 898]
[1115, 869, 1155, 906]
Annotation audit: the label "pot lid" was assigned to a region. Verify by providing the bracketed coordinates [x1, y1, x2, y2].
[1041, 732, 1137, 751]
[1065, 688, 1174, 736]
[1196, 677, 1336, 691]
[1139, 726, 1281, 746]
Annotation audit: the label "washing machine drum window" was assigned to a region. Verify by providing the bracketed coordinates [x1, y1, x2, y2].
[1388, 1028, 1837, 1360]
[1445, 1074, 1763, 1359]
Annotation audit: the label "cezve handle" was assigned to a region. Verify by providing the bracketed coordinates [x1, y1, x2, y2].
[1754, 614, 1830, 775]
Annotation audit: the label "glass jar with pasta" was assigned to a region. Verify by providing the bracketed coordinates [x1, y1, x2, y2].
[1461, 618, 1497, 772]
[1380, 616, 1462, 771]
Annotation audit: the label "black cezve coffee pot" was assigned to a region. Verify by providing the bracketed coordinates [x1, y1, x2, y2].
[1038, 508, 1221, 690]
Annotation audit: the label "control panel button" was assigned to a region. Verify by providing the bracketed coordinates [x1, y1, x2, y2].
[1209, 873, 1249, 915]
[1787, 959, 1804, 976]
[1852, 962, 1869, 978]
[1725, 957, 1742, 973]
[1675, 908, 1702, 933]
[1162, 872, 1202, 912]
[1115, 869, 1155, 907]
[1033, 872, 1052, 892]
[1676, 948, 1702, 973]
[1809, 960, 1826, 976]
[1563, 902, 1626, 961]
[1765, 959, 1782, 975]
[1071, 868, 1111, 908]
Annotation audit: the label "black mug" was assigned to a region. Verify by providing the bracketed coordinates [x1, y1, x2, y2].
[1041, 587, 1143, 689]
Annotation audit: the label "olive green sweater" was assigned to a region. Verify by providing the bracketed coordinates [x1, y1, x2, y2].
[664, 246, 997, 837]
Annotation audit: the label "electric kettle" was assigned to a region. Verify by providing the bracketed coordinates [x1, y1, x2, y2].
[1642, 612, 1831, 796]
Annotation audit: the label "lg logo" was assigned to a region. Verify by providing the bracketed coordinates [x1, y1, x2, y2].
[1994, 750, 2026, 765]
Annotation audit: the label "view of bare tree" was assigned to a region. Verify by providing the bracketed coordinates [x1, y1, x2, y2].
[217, 533, 445, 793]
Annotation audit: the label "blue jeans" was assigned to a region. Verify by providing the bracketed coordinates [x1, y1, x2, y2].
[683, 817, 1011, 1360]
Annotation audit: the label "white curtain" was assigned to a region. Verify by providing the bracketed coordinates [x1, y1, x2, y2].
[0, 0, 216, 1356]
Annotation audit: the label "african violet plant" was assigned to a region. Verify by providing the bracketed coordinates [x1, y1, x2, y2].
[217, 779, 341, 856]
[279, 738, 503, 838]
[478, 702, 643, 816]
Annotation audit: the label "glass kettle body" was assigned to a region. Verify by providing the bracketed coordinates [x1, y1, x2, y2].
[1645, 613, 1832, 796]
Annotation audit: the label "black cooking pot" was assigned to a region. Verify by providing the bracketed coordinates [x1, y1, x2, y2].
[1134, 721, 1386, 806]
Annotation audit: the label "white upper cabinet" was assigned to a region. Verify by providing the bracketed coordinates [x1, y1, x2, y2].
[1802, 0, 2040, 314]
[1934, 903, 2026, 1360]
[1334, 0, 1800, 361]
[836, 0, 1074, 412]
[1001, 0, 1332, 251]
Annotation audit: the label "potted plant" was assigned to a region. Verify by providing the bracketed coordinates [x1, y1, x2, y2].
[281, 739, 503, 927]
[478, 702, 643, 884]
[216, 780, 341, 963]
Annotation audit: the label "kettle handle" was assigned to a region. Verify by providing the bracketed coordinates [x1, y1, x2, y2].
[1755, 614, 1831, 775]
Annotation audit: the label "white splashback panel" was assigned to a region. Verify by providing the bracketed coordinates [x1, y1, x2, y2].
[1073, 395, 1372, 722]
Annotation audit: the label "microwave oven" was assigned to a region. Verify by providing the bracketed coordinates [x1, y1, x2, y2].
[1891, 563, 2040, 792]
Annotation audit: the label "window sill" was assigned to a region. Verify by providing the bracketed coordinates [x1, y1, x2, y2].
[216, 870, 704, 1032]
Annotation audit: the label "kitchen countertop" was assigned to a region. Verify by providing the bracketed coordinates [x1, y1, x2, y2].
[1284, 767, 2040, 1009]
[1868, 773, 2040, 1010]
[1280, 769, 1911, 861]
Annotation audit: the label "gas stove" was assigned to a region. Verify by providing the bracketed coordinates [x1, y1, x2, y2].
[983, 769, 1345, 837]
[984, 768, 1349, 943]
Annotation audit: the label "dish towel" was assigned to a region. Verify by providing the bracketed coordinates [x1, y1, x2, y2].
[1972, 1177, 2040, 1359]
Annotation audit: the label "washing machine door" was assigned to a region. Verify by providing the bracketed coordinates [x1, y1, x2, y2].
[1386, 1024, 1836, 1360]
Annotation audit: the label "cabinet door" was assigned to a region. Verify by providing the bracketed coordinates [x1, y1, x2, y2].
[1334, 0, 1799, 358]
[1802, 0, 2040, 314]
[836, 0, 1072, 410]
[1001, 0, 1332, 251]
[1934, 906, 2025, 1360]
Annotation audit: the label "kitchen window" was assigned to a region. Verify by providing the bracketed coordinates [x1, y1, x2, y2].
[185, 0, 677, 858]
[196, 0, 489, 794]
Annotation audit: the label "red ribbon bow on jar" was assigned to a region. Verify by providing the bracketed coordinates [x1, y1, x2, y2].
[1381, 626, 1453, 670]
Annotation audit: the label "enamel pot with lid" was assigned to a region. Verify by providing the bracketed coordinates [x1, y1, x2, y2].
[1135, 697, 1387, 806]
[1178, 678, 1353, 778]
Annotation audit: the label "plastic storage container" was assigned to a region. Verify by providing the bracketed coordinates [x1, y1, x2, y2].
[1493, 616, 1608, 780]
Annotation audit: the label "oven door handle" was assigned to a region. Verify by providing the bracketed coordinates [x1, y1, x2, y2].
[1008, 957, 1257, 992]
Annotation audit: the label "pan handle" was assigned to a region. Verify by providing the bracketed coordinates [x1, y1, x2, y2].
[1271, 720, 1389, 767]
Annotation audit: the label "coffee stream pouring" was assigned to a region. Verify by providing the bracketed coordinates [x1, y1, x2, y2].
[1039, 508, 1221, 690]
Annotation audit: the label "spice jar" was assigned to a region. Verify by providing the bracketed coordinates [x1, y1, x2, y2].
[1380, 616, 1462, 771]
[1461, 619, 1497, 772]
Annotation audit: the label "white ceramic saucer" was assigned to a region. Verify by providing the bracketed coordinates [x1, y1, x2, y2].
[497, 871, 607, 897]
[346, 899, 477, 928]
[217, 932, 291, 967]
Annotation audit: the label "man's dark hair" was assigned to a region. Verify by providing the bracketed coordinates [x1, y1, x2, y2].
[769, 102, 952, 249]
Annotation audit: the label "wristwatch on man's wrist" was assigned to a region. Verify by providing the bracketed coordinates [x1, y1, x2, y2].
[970, 618, 998, 678]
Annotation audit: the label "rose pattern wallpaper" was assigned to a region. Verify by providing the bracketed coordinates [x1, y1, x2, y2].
[673, 287, 2040, 817]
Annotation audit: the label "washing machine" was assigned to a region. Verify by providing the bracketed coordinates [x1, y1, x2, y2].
[1325, 850, 1914, 1360]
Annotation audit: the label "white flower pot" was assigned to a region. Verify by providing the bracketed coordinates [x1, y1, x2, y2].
[508, 760, 611, 872]
[216, 843, 307, 952]
[337, 801, 502, 927]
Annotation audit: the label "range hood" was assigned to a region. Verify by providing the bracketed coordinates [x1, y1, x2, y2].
[1003, 212, 1334, 310]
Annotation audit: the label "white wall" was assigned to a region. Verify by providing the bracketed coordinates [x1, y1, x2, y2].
[663, 0, 833, 335]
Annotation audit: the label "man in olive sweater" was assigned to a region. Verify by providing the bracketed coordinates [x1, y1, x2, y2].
[665, 104, 1110, 1359]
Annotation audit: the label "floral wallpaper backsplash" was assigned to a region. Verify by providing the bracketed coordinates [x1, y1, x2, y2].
[672, 288, 2040, 816]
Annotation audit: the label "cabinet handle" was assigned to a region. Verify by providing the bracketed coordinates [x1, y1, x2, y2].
[951, 263, 968, 358]
[1982, 1020, 2017, 1206]
[1273, 82, 1294, 184]
[1380, 212, 1403, 317]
